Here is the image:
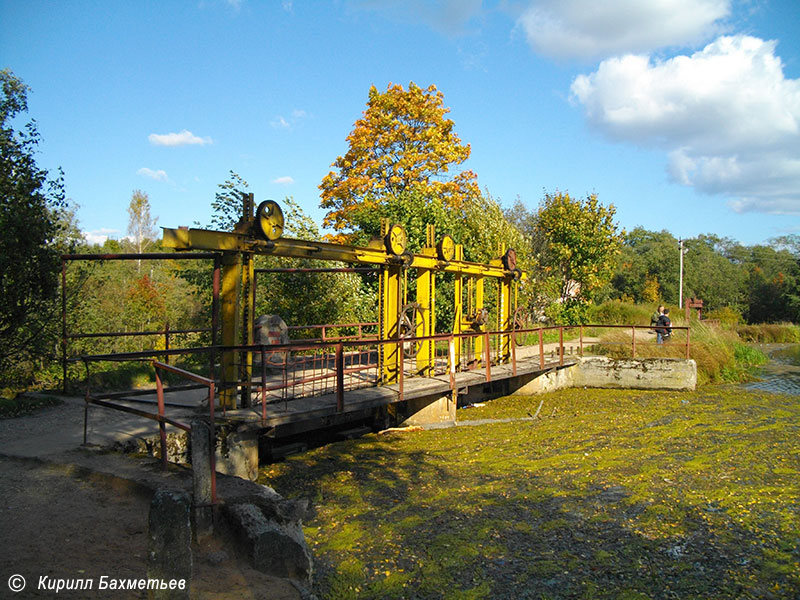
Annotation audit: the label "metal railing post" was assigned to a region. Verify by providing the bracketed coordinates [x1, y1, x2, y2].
[449, 335, 456, 389]
[336, 342, 344, 411]
[686, 327, 691, 359]
[559, 327, 564, 366]
[154, 368, 168, 469]
[631, 325, 636, 358]
[580, 325, 584, 357]
[164, 321, 170, 365]
[484, 331, 491, 382]
[538, 328, 544, 369]
[398, 339, 404, 401]
[511, 332, 517, 376]
[261, 346, 267, 424]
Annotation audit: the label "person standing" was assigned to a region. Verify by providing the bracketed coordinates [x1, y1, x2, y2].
[656, 309, 672, 344]
[650, 305, 664, 332]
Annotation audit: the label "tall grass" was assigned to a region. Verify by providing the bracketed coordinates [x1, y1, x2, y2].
[588, 303, 772, 385]
[736, 323, 800, 343]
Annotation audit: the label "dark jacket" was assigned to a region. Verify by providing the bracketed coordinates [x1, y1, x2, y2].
[656, 314, 672, 335]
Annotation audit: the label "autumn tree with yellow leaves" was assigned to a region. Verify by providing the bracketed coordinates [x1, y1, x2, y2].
[319, 82, 479, 241]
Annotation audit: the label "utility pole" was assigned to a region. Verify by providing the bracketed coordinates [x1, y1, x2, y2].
[678, 238, 686, 309]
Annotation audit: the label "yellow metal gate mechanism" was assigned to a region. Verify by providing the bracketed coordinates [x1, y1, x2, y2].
[163, 197, 522, 408]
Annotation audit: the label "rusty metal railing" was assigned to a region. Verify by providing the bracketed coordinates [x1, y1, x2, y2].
[76, 322, 692, 430]
[81, 357, 217, 505]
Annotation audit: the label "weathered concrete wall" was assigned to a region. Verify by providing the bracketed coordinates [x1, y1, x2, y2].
[400, 391, 456, 427]
[573, 357, 697, 391]
[511, 357, 696, 395]
[510, 365, 576, 396]
[214, 425, 259, 481]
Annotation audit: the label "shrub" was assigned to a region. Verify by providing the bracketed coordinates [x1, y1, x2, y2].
[704, 306, 742, 326]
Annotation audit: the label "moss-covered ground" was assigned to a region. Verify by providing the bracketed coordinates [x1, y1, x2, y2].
[261, 388, 800, 599]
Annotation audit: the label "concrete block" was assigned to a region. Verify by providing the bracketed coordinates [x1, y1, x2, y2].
[190, 419, 214, 538]
[401, 392, 456, 426]
[574, 357, 697, 391]
[147, 489, 192, 599]
[223, 502, 313, 584]
[511, 366, 575, 396]
[215, 425, 259, 481]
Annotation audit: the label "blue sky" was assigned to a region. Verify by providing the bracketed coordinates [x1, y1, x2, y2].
[1, 0, 799, 246]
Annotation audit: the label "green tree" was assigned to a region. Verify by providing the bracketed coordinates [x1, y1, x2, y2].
[534, 192, 623, 305]
[126, 190, 158, 254]
[320, 82, 479, 241]
[682, 234, 746, 312]
[610, 228, 679, 304]
[210, 170, 249, 231]
[0, 69, 69, 381]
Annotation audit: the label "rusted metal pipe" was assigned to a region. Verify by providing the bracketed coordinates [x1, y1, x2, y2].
[538, 328, 544, 370]
[336, 342, 344, 411]
[631, 325, 636, 358]
[154, 369, 168, 469]
[484, 331, 491, 382]
[686, 327, 691, 359]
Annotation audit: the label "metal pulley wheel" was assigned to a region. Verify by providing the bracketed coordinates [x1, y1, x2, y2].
[399, 302, 424, 358]
[468, 308, 488, 331]
[255, 200, 284, 240]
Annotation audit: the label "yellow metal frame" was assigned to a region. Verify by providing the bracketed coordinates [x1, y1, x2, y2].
[162, 203, 521, 408]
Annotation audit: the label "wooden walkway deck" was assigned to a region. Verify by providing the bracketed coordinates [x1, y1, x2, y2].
[221, 354, 577, 435]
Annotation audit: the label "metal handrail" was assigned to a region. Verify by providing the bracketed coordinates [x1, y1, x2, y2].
[78, 322, 692, 420]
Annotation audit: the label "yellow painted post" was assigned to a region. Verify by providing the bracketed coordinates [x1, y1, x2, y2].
[220, 252, 242, 409]
[452, 244, 464, 370]
[498, 276, 512, 363]
[240, 250, 255, 407]
[474, 276, 484, 364]
[380, 264, 402, 383]
[416, 225, 436, 376]
[416, 266, 434, 376]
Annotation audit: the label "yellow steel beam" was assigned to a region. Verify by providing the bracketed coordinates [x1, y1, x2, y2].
[220, 253, 241, 409]
[452, 245, 464, 369]
[380, 264, 402, 383]
[474, 276, 484, 363]
[416, 248, 436, 376]
[163, 227, 516, 279]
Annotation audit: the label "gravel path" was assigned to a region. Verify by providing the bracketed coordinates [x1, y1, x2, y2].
[0, 396, 302, 599]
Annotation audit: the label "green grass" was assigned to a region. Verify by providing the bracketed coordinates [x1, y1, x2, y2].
[261, 388, 800, 599]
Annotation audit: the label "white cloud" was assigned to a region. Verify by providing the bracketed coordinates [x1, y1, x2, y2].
[517, 0, 730, 60]
[83, 228, 119, 245]
[270, 110, 308, 130]
[148, 129, 212, 147]
[272, 176, 295, 185]
[137, 167, 170, 182]
[570, 35, 800, 214]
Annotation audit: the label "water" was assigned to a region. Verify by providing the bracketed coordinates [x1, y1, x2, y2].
[743, 344, 800, 395]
